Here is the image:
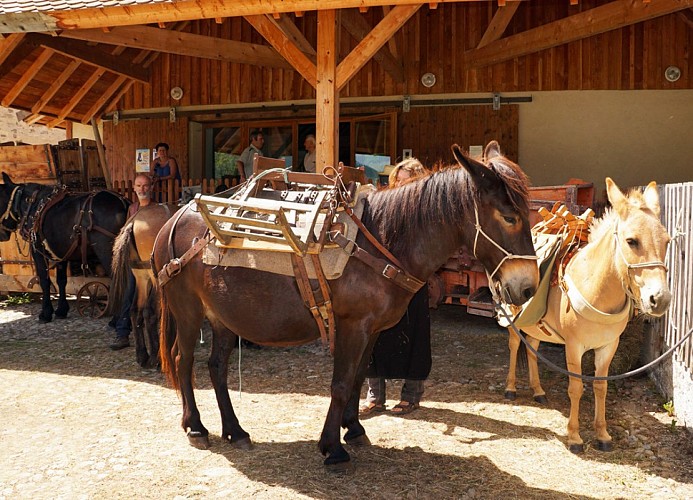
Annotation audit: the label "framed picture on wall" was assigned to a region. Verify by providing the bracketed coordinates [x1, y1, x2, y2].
[136, 148, 150, 172]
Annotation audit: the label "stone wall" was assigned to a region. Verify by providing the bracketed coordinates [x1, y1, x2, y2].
[0, 107, 65, 145]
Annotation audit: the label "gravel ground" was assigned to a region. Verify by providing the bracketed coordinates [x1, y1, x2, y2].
[0, 298, 692, 499]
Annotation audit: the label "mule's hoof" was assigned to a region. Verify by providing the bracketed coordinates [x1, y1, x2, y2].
[534, 395, 548, 405]
[323, 447, 350, 469]
[232, 437, 254, 450]
[595, 440, 613, 452]
[345, 433, 371, 447]
[504, 391, 516, 401]
[569, 443, 584, 454]
[55, 314, 68, 320]
[187, 431, 210, 450]
[38, 316, 52, 324]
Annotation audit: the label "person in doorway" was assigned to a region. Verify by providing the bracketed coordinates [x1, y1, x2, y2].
[236, 130, 265, 183]
[360, 158, 432, 415]
[301, 134, 317, 173]
[109, 173, 154, 350]
[152, 142, 181, 202]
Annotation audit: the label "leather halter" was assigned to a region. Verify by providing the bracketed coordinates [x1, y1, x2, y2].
[0, 185, 21, 231]
[560, 220, 667, 322]
[471, 204, 538, 296]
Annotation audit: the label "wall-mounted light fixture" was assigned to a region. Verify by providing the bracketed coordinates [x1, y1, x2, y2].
[421, 73, 436, 88]
[665, 66, 681, 83]
[170, 86, 184, 100]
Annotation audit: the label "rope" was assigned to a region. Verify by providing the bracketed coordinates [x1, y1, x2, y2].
[497, 303, 693, 382]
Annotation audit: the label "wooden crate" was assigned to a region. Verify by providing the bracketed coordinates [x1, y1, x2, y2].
[0, 143, 58, 183]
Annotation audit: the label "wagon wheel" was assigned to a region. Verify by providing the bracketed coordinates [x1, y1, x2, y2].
[427, 273, 445, 309]
[76, 281, 110, 318]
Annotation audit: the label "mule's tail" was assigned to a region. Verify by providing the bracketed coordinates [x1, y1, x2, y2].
[159, 290, 180, 391]
[106, 222, 134, 316]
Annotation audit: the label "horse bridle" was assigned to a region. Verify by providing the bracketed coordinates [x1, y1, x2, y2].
[471, 204, 538, 297]
[0, 185, 21, 231]
[613, 220, 668, 307]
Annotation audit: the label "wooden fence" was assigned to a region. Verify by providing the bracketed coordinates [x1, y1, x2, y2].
[112, 177, 239, 204]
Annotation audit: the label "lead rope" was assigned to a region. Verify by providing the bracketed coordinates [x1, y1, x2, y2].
[497, 304, 693, 382]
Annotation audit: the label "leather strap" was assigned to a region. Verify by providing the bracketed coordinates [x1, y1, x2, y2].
[158, 230, 213, 288]
[329, 230, 425, 294]
[291, 253, 334, 353]
[344, 205, 406, 270]
[310, 253, 335, 354]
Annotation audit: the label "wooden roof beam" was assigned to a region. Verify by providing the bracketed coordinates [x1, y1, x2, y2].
[30, 33, 150, 83]
[1, 47, 53, 107]
[0, 33, 26, 64]
[31, 59, 81, 115]
[341, 9, 405, 83]
[678, 8, 693, 29]
[47, 67, 106, 127]
[0, 1, 483, 34]
[81, 74, 128, 124]
[60, 25, 293, 69]
[463, 0, 693, 69]
[0, 35, 35, 79]
[336, 4, 420, 90]
[245, 14, 317, 87]
[477, 1, 521, 49]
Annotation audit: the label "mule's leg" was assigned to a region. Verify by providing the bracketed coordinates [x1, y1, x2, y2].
[592, 340, 619, 451]
[318, 320, 370, 468]
[565, 342, 586, 453]
[133, 278, 149, 367]
[54, 262, 69, 318]
[34, 253, 54, 323]
[504, 328, 521, 400]
[341, 334, 379, 447]
[526, 337, 547, 404]
[207, 315, 251, 449]
[171, 300, 210, 449]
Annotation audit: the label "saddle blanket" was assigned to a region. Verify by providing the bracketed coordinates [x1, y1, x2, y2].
[202, 185, 374, 280]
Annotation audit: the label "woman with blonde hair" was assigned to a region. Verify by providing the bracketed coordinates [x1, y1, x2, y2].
[361, 157, 432, 415]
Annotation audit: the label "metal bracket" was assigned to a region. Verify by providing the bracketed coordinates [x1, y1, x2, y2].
[403, 95, 411, 113]
[169, 107, 176, 123]
[113, 110, 119, 126]
[492, 93, 501, 111]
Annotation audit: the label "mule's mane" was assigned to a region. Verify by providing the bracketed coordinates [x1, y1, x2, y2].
[367, 154, 530, 257]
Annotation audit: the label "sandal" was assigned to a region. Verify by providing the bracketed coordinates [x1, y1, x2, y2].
[359, 402, 385, 415]
[390, 401, 419, 415]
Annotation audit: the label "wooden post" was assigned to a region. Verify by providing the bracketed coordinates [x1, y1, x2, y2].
[316, 10, 339, 171]
[90, 117, 112, 189]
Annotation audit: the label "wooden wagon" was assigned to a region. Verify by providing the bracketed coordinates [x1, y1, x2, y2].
[0, 141, 112, 317]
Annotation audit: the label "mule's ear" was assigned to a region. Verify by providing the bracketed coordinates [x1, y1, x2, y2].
[1, 172, 13, 185]
[642, 181, 661, 217]
[452, 144, 488, 182]
[606, 177, 629, 218]
[484, 141, 502, 161]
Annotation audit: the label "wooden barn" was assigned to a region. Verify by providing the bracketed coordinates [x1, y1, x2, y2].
[0, 1, 692, 424]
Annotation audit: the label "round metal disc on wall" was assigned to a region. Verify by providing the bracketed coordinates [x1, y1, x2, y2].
[421, 73, 436, 88]
[170, 86, 184, 100]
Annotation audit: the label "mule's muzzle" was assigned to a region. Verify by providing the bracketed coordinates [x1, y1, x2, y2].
[640, 287, 672, 317]
[500, 261, 539, 306]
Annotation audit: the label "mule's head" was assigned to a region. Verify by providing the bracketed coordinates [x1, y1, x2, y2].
[0, 172, 19, 242]
[453, 142, 539, 306]
[606, 177, 671, 317]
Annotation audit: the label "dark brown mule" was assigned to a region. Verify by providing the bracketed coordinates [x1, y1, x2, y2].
[152, 141, 540, 469]
[109, 203, 175, 368]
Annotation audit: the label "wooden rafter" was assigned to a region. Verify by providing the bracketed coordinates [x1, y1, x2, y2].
[60, 25, 293, 69]
[245, 14, 317, 86]
[0, 36, 36, 79]
[1, 48, 53, 107]
[30, 33, 149, 82]
[679, 8, 693, 29]
[31, 59, 81, 115]
[477, 1, 521, 49]
[272, 14, 317, 55]
[47, 67, 106, 127]
[341, 9, 405, 83]
[0, 0, 486, 33]
[381, 6, 400, 57]
[464, 0, 693, 69]
[81, 75, 128, 124]
[0, 33, 26, 64]
[336, 4, 420, 90]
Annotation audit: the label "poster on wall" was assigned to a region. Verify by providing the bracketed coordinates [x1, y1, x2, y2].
[136, 148, 150, 172]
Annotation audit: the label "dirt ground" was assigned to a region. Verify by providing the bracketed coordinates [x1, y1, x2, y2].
[1, 298, 692, 499]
